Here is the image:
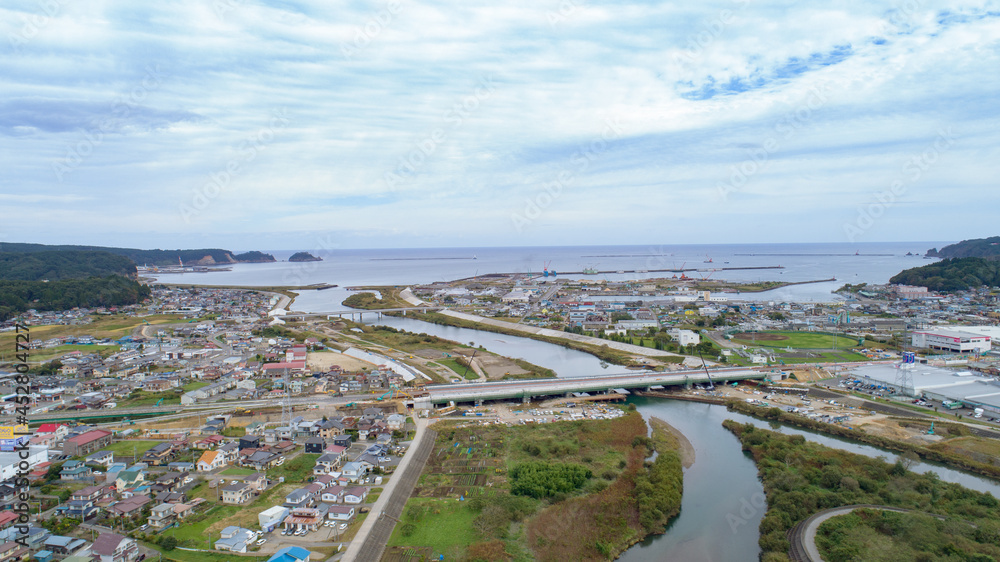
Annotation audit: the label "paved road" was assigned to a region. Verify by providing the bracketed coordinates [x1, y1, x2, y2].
[340, 418, 436, 562]
[789, 505, 931, 561]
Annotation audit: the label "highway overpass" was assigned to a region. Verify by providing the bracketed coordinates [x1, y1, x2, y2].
[418, 367, 765, 407]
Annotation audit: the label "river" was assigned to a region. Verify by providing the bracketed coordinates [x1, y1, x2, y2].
[360, 314, 1000, 560]
[620, 397, 1000, 562]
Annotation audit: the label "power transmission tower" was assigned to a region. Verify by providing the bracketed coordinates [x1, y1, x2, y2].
[281, 374, 292, 428]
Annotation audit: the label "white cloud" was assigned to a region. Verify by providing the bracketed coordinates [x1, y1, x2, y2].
[0, 0, 998, 248]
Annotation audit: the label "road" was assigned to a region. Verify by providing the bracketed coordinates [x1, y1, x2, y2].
[788, 505, 935, 561]
[340, 418, 436, 562]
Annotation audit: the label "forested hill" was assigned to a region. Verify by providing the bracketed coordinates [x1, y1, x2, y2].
[890, 257, 1000, 292]
[0, 276, 151, 321]
[288, 252, 322, 262]
[0, 242, 275, 266]
[0, 250, 151, 321]
[926, 236, 1000, 260]
[0, 251, 137, 281]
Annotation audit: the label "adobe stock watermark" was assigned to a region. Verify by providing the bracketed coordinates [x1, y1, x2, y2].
[179, 108, 291, 223]
[673, 0, 750, 68]
[383, 75, 495, 191]
[511, 117, 623, 233]
[726, 492, 767, 534]
[213, 0, 242, 19]
[52, 65, 167, 182]
[7, 0, 70, 51]
[546, 0, 583, 27]
[716, 83, 829, 202]
[844, 128, 955, 242]
[341, 0, 403, 59]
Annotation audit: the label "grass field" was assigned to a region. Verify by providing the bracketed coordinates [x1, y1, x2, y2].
[0, 314, 188, 354]
[142, 541, 267, 562]
[929, 436, 1000, 467]
[393, 410, 657, 560]
[731, 331, 861, 349]
[266, 453, 318, 483]
[220, 467, 257, 476]
[182, 381, 209, 391]
[386, 498, 478, 556]
[26, 344, 118, 362]
[437, 358, 475, 379]
[102, 440, 165, 458]
[117, 392, 182, 409]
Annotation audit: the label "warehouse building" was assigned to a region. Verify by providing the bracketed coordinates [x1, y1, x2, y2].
[911, 329, 991, 354]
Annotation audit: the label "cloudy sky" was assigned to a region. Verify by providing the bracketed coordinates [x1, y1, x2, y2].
[1, 1, 998, 251]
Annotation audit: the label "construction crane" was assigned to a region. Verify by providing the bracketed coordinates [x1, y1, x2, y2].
[461, 349, 480, 380]
[696, 349, 715, 390]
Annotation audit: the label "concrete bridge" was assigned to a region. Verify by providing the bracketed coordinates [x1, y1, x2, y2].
[281, 306, 442, 322]
[325, 306, 442, 322]
[418, 367, 765, 407]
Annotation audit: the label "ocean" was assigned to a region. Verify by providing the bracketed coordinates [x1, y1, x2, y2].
[148, 241, 947, 310]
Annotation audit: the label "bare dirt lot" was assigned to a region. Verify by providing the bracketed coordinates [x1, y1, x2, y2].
[307, 350, 376, 371]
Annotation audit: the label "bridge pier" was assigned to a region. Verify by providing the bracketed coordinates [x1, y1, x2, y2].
[522, 395, 530, 404]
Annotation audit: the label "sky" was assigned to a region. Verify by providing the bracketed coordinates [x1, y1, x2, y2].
[1, 0, 999, 251]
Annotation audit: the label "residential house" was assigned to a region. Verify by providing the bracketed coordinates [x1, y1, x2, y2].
[320, 485, 344, 503]
[340, 462, 367, 483]
[246, 473, 269, 493]
[196, 450, 225, 472]
[244, 451, 280, 471]
[386, 414, 405, 431]
[148, 504, 176, 529]
[222, 483, 252, 505]
[326, 505, 355, 522]
[60, 461, 93, 482]
[42, 535, 87, 555]
[215, 527, 256, 553]
[115, 470, 144, 492]
[108, 494, 151, 518]
[35, 423, 69, 441]
[304, 437, 325, 454]
[91, 533, 139, 562]
[0, 541, 28, 562]
[141, 443, 174, 466]
[85, 450, 115, 468]
[283, 488, 315, 509]
[239, 436, 261, 450]
[342, 486, 367, 504]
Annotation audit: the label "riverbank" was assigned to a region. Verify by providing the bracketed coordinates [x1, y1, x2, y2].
[726, 400, 1000, 481]
[724, 420, 1000, 561]
[651, 416, 695, 468]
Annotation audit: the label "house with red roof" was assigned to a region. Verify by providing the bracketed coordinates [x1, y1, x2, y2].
[36, 423, 69, 440]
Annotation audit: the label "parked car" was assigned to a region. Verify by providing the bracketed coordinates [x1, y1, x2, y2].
[339, 523, 347, 531]
[256, 539, 266, 546]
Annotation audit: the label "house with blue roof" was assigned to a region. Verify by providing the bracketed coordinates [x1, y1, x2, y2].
[267, 546, 311, 562]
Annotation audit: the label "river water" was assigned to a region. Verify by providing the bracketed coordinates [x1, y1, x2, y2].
[621, 397, 1000, 562]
